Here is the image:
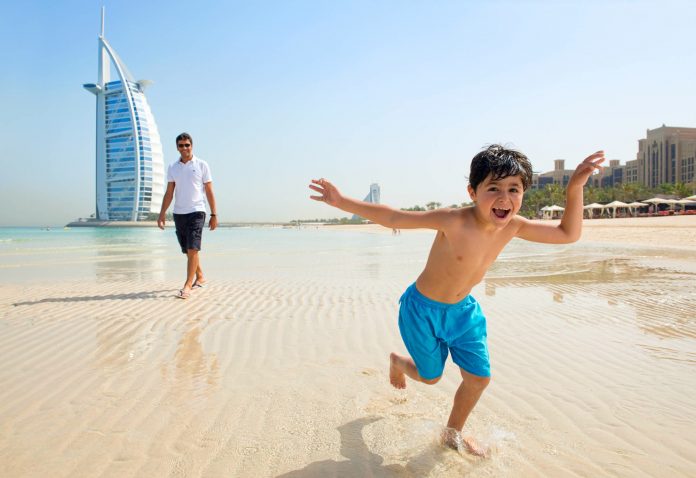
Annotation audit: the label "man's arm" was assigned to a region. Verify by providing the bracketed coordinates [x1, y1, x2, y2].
[516, 151, 605, 244]
[157, 182, 175, 230]
[309, 178, 451, 230]
[204, 181, 218, 231]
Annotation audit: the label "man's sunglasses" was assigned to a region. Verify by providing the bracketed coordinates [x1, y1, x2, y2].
[177, 143, 192, 148]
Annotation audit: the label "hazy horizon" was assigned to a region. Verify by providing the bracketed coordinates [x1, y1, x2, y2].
[3, 0, 696, 226]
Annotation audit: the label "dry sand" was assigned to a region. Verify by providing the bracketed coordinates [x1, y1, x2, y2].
[0, 216, 694, 477]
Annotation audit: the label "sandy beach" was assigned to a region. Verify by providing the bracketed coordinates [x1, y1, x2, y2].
[1, 216, 695, 477]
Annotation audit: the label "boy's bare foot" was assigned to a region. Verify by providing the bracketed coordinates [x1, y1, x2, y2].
[389, 353, 407, 389]
[441, 427, 488, 458]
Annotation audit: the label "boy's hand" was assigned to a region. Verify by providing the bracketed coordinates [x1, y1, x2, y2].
[569, 151, 605, 186]
[309, 178, 343, 207]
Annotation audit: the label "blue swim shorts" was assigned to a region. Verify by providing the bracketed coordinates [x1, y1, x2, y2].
[398, 283, 490, 379]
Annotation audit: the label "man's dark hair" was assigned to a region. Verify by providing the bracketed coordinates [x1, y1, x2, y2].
[469, 144, 533, 191]
[176, 132, 193, 145]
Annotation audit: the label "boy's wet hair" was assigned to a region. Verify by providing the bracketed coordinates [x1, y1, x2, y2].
[469, 144, 533, 191]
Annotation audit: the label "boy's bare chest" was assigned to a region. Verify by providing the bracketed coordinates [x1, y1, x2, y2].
[437, 230, 512, 269]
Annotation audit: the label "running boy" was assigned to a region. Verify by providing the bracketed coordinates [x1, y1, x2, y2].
[309, 145, 604, 456]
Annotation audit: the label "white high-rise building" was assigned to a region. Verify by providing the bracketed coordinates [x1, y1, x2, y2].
[352, 183, 380, 220]
[364, 183, 380, 204]
[83, 8, 165, 221]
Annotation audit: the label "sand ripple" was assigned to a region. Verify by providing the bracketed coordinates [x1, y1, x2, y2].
[1, 245, 695, 476]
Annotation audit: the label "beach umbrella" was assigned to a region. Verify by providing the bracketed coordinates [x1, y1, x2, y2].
[642, 197, 671, 214]
[642, 197, 667, 205]
[583, 202, 605, 219]
[604, 200, 630, 218]
[675, 199, 696, 211]
[661, 199, 679, 211]
[541, 204, 564, 219]
[627, 201, 647, 216]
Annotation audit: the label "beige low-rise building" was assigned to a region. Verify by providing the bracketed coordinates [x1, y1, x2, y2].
[636, 125, 696, 187]
[531, 159, 576, 189]
[531, 124, 696, 189]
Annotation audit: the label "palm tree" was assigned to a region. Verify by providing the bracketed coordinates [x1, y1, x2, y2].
[673, 182, 691, 198]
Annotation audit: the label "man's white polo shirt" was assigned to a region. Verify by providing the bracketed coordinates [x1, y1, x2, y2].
[166, 155, 213, 214]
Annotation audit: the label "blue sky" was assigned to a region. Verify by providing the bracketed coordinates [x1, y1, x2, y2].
[2, 0, 695, 226]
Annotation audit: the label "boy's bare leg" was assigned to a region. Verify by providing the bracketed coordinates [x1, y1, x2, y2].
[389, 352, 440, 389]
[443, 368, 490, 456]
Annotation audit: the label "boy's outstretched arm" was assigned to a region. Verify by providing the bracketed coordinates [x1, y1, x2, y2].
[516, 151, 605, 244]
[309, 178, 449, 230]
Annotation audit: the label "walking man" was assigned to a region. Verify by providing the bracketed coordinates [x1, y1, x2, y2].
[157, 132, 218, 299]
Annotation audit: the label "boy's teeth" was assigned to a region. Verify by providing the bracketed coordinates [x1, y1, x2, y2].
[493, 208, 509, 218]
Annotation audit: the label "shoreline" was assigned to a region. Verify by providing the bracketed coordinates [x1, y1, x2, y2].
[322, 215, 696, 248]
[63, 220, 292, 228]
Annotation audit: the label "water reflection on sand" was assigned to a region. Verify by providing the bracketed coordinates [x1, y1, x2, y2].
[485, 242, 696, 364]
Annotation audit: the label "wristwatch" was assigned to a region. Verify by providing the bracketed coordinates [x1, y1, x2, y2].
[210, 214, 216, 217]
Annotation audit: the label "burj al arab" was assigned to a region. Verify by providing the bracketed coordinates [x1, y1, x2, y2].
[83, 8, 165, 221]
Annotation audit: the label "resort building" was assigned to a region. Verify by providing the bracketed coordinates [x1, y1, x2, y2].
[83, 9, 165, 221]
[635, 125, 696, 187]
[532, 125, 696, 189]
[530, 160, 577, 189]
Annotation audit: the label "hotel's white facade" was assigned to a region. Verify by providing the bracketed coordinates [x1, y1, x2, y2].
[83, 10, 165, 221]
[352, 183, 380, 220]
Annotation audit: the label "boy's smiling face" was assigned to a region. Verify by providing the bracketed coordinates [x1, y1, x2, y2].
[468, 174, 524, 227]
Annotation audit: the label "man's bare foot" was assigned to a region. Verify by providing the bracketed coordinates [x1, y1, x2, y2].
[441, 427, 488, 458]
[389, 353, 407, 389]
[176, 288, 191, 299]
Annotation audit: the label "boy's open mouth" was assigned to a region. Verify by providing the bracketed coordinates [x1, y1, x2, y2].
[492, 207, 511, 219]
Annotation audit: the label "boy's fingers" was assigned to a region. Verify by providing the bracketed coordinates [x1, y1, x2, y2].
[309, 195, 324, 201]
[585, 151, 604, 160]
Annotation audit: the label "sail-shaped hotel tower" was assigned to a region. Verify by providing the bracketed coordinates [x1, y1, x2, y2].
[83, 9, 164, 221]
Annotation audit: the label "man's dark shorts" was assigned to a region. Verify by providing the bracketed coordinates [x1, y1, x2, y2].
[173, 211, 206, 254]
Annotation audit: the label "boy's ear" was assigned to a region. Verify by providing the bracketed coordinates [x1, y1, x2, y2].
[467, 184, 476, 202]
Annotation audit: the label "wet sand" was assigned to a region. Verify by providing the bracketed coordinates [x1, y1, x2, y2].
[0, 216, 694, 477]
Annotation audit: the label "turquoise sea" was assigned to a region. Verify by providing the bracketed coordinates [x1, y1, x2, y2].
[0, 226, 438, 284]
[1, 225, 693, 288]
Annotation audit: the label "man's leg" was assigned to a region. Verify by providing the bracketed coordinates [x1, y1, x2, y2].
[194, 262, 206, 286]
[184, 249, 199, 291]
[443, 368, 490, 456]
